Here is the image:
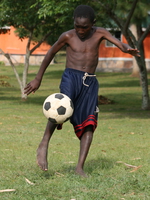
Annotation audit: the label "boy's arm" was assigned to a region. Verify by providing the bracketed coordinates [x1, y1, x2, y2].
[24, 33, 68, 95]
[103, 29, 140, 57]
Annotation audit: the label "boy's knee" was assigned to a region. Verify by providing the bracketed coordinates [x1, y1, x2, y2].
[84, 125, 93, 133]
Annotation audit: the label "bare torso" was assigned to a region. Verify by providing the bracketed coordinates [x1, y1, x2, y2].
[24, 20, 139, 96]
[65, 27, 103, 74]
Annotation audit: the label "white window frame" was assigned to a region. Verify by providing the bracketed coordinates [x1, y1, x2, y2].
[105, 31, 122, 47]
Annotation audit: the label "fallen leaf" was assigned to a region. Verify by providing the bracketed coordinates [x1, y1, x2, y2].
[124, 163, 137, 168]
[128, 192, 135, 195]
[55, 172, 64, 177]
[73, 137, 77, 139]
[130, 165, 142, 173]
[116, 161, 137, 168]
[131, 157, 141, 160]
[53, 151, 64, 155]
[25, 178, 35, 185]
[0, 189, 16, 193]
[129, 132, 135, 135]
[108, 127, 114, 129]
[64, 161, 75, 164]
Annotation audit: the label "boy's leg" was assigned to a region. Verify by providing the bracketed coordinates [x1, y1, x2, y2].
[37, 120, 57, 171]
[75, 125, 93, 177]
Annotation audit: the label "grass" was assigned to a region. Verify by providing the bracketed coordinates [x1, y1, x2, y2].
[0, 53, 150, 200]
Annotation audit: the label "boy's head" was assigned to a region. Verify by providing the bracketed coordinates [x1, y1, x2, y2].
[73, 5, 95, 23]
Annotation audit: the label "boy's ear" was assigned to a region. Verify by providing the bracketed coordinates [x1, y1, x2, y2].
[93, 19, 96, 25]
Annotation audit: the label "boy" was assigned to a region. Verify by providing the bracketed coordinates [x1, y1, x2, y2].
[24, 5, 140, 177]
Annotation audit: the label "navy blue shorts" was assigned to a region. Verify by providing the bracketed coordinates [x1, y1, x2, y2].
[58, 68, 99, 139]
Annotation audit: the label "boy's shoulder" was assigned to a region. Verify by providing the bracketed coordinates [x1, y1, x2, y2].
[63, 29, 75, 36]
[60, 29, 75, 39]
[57, 29, 75, 43]
[93, 27, 110, 39]
[95, 26, 108, 34]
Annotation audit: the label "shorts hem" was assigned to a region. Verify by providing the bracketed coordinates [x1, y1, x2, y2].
[74, 115, 97, 139]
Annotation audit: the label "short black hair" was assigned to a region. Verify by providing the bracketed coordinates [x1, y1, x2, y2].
[73, 5, 95, 23]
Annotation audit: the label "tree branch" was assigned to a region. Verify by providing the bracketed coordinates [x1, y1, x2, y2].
[30, 30, 52, 54]
[138, 23, 150, 47]
[94, 0, 124, 29]
[123, 0, 138, 33]
[95, 0, 137, 48]
[0, 48, 23, 90]
[26, 31, 33, 55]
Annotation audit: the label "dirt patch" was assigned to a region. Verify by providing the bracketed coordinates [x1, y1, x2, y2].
[98, 95, 114, 105]
[0, 76, 11, 87]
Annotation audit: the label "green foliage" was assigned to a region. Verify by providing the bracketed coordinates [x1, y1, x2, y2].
[0, 57, 150, 199]
[116, 0, 150, 26]
[37, 0, 117, 31]
[1, 0, 149, 42]
[0, 0, 55, 42]
[32, 0, 88, 43]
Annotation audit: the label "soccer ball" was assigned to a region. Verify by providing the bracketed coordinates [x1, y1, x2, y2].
[43, 93, 74, 124]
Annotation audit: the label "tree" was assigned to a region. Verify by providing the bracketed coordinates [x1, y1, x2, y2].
[114, 0, 150, 78]
[0, 0, 114, 100]
[0, 0, 67, 99]
[0, 0, 94, 99]
[93, 0, 150, 110]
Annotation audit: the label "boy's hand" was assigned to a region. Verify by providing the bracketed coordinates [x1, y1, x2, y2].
[127, 48, 140, 57]
[24, 78, 41, 95]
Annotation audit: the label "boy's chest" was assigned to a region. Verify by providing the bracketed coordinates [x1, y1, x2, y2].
[69, 38, 99, 53]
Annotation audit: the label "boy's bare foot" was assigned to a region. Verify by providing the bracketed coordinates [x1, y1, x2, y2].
[36, 145, 48, 171]
[75, 167, 88, 178]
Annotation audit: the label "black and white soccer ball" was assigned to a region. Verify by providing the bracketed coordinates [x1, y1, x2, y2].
[43, 93, 74, 124]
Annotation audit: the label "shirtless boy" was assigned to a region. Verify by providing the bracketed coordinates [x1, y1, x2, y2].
[24, 5, 140, 177]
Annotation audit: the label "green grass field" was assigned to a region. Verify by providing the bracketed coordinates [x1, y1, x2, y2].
[0, 54, 150, 200]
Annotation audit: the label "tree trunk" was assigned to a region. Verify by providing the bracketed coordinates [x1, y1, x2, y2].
[135, 52, 150, 110]
[131, 57, 140, 77]
[22, 51, 30, 100]
[124, 26, 150, 110]
[1, 28, 52, 100]
[130, 24, 140, 77]
[140, 69, 150, 110]
[22, 34, 32, 100]
[0, 48, 25, 98]
[96, 0, 150, 110]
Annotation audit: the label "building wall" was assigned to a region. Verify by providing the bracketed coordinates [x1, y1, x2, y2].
[0, 26, 52, 65]
[97, 34, 150, 72]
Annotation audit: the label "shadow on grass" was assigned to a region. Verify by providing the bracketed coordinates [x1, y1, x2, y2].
[85, 157, 115, 173]
[45, 70, 64, 79]
[96, 72, 150, 88]
[40, 157, 115, 178]
[100, 79, 141, 88]
[27, 70, 64, 80]
[1, 93, 150, 119]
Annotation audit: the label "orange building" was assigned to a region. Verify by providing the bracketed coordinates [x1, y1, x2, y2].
[98, 30, 150, 72]
[0, 26, 51, 65]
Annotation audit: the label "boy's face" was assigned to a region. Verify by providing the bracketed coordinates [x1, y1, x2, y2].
[74, 17, 93, 40]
